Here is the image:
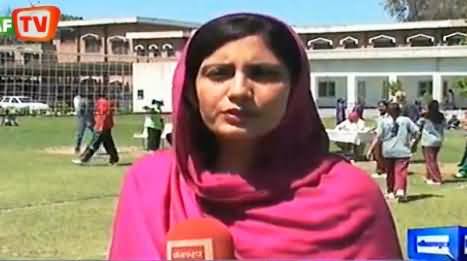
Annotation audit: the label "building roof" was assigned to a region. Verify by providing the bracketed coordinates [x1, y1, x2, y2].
[58, 16, 200, 29]
[126, 30, 193, 39]
[293, 19, 467, 34]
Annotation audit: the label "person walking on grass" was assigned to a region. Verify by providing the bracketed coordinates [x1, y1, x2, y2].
[72, 94, 119, 166]
[367, 102, 420, 202]
[367, 100, 389, 178]
[336, 98, 346, 125]
[143, 99, 165, 151]
[73, 93, 95, 154]
[456, 112, 467, 178]
[417, 100, 447, 185]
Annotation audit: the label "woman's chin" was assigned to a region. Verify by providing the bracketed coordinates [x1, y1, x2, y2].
[214, 125, 258, 141]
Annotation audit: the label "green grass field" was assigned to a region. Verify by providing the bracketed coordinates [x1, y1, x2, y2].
[0, 115, 465, 259]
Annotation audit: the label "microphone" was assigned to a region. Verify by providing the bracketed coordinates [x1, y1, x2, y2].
[166, 217, 235, 260]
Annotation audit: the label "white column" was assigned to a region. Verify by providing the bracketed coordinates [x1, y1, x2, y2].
[432, 73, 443, 102]
[347, 74, 357, 110]
[310, 74, 318, 103]
[128, 39, 134, 56]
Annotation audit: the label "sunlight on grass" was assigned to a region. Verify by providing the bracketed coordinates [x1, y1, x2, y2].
[0, 115, 465, 259]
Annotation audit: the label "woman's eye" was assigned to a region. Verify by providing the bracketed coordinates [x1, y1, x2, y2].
[246, 65, 285, 83]
[204, 66, 234, 81]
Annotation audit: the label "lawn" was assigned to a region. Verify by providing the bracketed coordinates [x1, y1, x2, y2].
[0, 115, 465, 259]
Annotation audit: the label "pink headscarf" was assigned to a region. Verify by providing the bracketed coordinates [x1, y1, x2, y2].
[108, 13, 402, 260]
[348, 112, 360, 123]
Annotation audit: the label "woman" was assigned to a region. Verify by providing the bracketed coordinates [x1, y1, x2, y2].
[418, 100, 446, 185]
[335, 98, 346, 125]
[336, 111, 366, 132]
[336, 112, 367, 160]
[108, 13, 401, 260]
[368, 103, 419, 202]
[352, 97, 365, 119]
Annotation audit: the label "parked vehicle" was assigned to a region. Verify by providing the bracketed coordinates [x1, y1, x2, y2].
[0, 96, 50, 112]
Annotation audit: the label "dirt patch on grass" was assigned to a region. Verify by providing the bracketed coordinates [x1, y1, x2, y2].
[354, 161, 460, 176]
[43, 146, 145, 157]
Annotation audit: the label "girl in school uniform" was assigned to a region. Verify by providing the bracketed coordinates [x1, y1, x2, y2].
[418, 100, 446, 185]
[368, 102, 420, 202]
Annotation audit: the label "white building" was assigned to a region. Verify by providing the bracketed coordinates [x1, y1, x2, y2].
[131, 19, 467, 112]
[297, 19, 467, 110]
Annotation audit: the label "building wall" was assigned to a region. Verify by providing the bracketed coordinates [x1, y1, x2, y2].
[310, 57, 467, 73]
[299, 26, 467, 49]
[315, 77, 346, 107]
[357, 77, 386, 106]
[56, 23, 190, 63]
[132, 61, 177, 112]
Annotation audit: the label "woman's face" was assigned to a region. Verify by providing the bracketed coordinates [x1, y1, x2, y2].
[195, 35, 291, 141]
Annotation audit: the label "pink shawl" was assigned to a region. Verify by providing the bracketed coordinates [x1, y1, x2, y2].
[108, 13, 402, 260]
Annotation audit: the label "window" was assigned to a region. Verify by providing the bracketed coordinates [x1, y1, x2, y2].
[358, 81, 366, 100]
[2, 97, 10, 102]
[134, 45, 146, 56]
[318, 81, 336, 97]
[11, 98, 19, 103]
[111, 40, 129, 55]
[82, 35, 101, 53]
[60, 30, 75, 42]
[340, 36, 359, 49]
[162, 44, 175, 57]
[444, 32, 467, 46]
[0, 52, 15, 64]
[24, 53, 39, 64]
[369, 35, 396, 48]
[19, 97, 32, 103]
[418, 81, 433, 96]
[148, 45, 160, 57]
[307, 38, 333, 50]
[407, 34, 435, 47]
[137, 90, 144, 100]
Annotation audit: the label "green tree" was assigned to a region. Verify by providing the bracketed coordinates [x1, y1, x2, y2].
[383, 79, 403, 100]
[383, 0, 467, 21]
[60, 14, 83, 21]
[455, 77, 467, 98]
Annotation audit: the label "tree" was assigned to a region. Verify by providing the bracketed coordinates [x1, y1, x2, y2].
[455, 77, 467, 98]
[383, 79, 403, 101]
[383, 0, 467, 21]
[60, 14, 83, 21]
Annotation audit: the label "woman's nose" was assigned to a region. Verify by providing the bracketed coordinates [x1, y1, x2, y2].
[227, 71, 252, 101]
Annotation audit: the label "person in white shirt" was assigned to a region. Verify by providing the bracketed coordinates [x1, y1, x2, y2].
[336, 112, 368, 160]
[336, 112, 366, 132]
[73, 93, 94, 154]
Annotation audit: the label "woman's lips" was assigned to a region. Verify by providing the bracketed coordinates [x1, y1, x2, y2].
[222, 108, 254, 125]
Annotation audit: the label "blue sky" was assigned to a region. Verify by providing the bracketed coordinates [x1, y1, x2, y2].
[3, 0, 394, 26]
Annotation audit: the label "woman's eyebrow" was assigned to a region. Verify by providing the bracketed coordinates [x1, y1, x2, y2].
[199, 63, 231, 73]
[245, 62, 283, 68]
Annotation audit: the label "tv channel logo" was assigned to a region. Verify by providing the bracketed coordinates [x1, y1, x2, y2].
[0, 5, 61, 42]
[416, 235, 455, 258]
[0, 16, 14, 36]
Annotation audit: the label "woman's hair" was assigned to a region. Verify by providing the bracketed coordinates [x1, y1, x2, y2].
[387, 102, 401, 119]
[377, 100, 388, 107]
[185, 14, 302, 93]
[426, 100, 445, 124]
[181, 14, 303, 165]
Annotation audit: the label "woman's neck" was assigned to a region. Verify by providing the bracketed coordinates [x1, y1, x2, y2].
[214, 139, 256, 174]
